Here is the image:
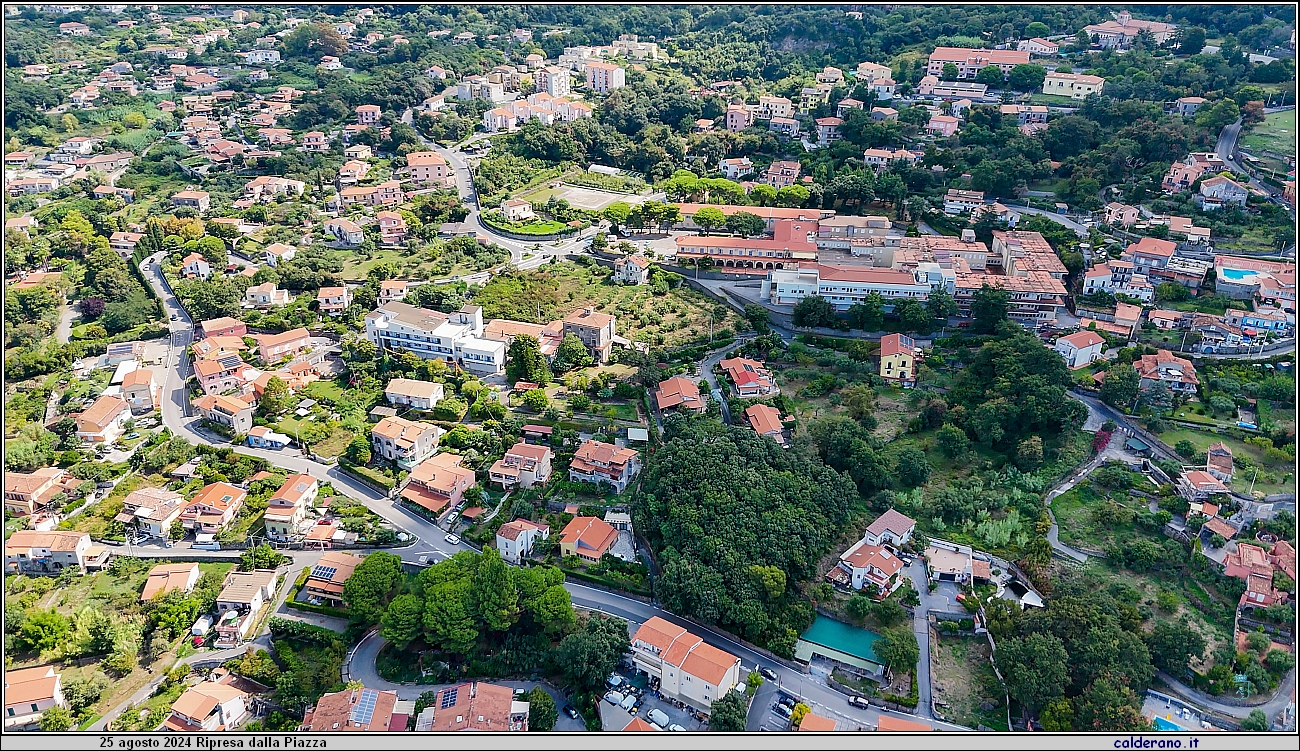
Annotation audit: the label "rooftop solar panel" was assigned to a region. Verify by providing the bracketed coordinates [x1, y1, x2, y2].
[350, 689, 378, 726]
[440, 687, 459, 709]
[311, 565, 337, 580]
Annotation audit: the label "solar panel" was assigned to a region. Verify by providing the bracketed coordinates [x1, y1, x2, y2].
[311, 565, 337, 580]
[440, 688, 459, 709]
[350, 689, 378, 726]
[217, 354, 242, 369]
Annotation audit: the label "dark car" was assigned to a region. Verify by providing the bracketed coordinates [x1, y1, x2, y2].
[563, 705, 580, 720]
[848, 696, 870, 709]
[759, 667, 778, 682]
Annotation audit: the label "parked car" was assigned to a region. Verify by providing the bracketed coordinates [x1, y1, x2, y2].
[563, 705, 580, 720]
[668, 724, 686, 732]
[124, 432, 140, 440]
[646, 709, 671, 728]
[759, 667, 778, 682]
[777, 694, 797, 708]
[772, 703, 792, 719]
[848, 695, 869, 709]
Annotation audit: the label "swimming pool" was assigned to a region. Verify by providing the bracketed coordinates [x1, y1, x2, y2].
[1152, 716, 1181, 731]
[1220, 268, 1257, 281]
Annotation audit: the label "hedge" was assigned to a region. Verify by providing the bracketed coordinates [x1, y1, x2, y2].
[560, 566, 652, 598]
[337, 459, 396, 491]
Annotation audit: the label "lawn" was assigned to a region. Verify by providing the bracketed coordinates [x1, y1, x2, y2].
[1050, 481, 1142, 553]
[469, 261, 745, 349]
[1240, 109, 1296, 162]
[1154, 427, 1295, 496]
[930, 634, 1009, 731]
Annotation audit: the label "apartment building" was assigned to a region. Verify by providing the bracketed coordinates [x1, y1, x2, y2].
[401, 453, 477, 517]
[755, 95, 793, 120]
[1042, 71, 1105, 99]
[489, 442, 554, 490]
[1084, 11, 1176, 49]
[4, 468, 79, 517]
[535, 66, 571, 97]
[765, 264, 933, 311]
[585, 61, 625, 92]
[254, 327, 311, 362]
[5, 530, 105, 576]
[561, 307, 617, 364]
[630, 617, 742, 711]
[879, 333, 922, 386]
[365, 302, 506, 375]
[264, 474, 317, 541]
[569, 440, 641, 493]
[926, 47, 1029, 80]
[725, 104, 753, 132]
[193, 393, 255, 434]
[324, 216, 365, 246]
[406, 151, 454, 187]
[171, 190, 211, 212]
[371, 416, 443, 470]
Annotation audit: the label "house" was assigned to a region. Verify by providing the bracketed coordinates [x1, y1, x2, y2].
[355, 104, 381, 124]
[304, 552, 360, 607]
[629, 617, 742, 711]
[424, 682, 527, 732]
[1178, 470, 1230, 502]
[264, 474, 317, 541]
[861, 148, 920, 172]
[725, 104, 753, 133]
[4, 666, 67, 730]
[1203, 440, 1235, 483]
[1162, 153, 1225, 194]
[496, 519, 550, 564]
[559, 516, 619, 562]
[316, 287, 352, 317]
[214, 570, 277, 645]
[877, 716, 934, 732]
[614, 255, 651, 285]
[244, 176, 304, 204]
[5, 215, 38, 237]
[1017, 37, 1059, 56]
[1041, 72, 1105, 100]
[1134, 349, 1198, 394]
[719, 357, 779, 397]
[767, 117, 801, 139]
[814, 117, 843, 147]
[109, 231, 145, 258]
[762, 160, 802, 188]
[384, 378, 444, 411]
[59, 21, 91, 35]
[521, 424, 554, 444]
[172, 190, 210, 212]
[244, 282, 291, 308]
[377, 280, 409, 305]
[4, 468, 78, 518]
[943, 188, 985, 214]
[569, 440, 641, 493]
[181, 253, 213, 280]
[926, 114, 960, 138]
[655, 376, 704, 414]
[832, 539, 904, 596]
[926, 46, 1029, 79]
[121, 368, 160, 413]
[344, 144, 372, 160]
[1104, 202, 1140, 227]
[879, 333, 921, 386]
[377, 211, 408, 245]
[5, 530, 106, 575]
[1083, 11, 1177, 49]
[1174, 96, 1207, 118]
[193, 394, 255, 434]
[121, 487, 187, 539]
[1225, 306, 1294, 337]
[1149, 309, 1186, 330]
[561, 307, 618, 364]
[402, 453, 476, 517]
[798, 713, 838, 732]
[301, 687, 405, 732]
[924, 538, 984, 584]
[324, 217, 365, 247]
[1214, 255, 1295, 303]
[719, 157, 753, 180]
[862, 509, 917, 548]
[371, 416, 443, 470]
[1197, 176, 1249, 210]
[95, 185, 135, 203]
[246, 426, 291, 450]
[75, 395, 129, 443]
[743, 403, 785, 445]
[192, 355, 252, 396]
[489, 442, 554, 490]
[585, 61, 625, 92]
[1055, 330, 1106, 369]
[301, 131, 329, 152]
[140, 563, 201, 601]
[181, 482, 246, 536]
[501, 198, 535, 222]
[406, 151, 453, 187]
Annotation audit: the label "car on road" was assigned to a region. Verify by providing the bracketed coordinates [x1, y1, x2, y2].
[848, 695, 869, 709]
[444, 533, 460, 545]
[563, 705, 580, 720]
[759, 667, 778, 681]
[170, 314, 177, 320]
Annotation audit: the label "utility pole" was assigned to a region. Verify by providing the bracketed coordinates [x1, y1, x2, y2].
[1249, 467, 1259, 495]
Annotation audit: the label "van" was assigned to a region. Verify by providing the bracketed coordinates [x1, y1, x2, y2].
[604, 691, 625, 706]
[646, 709, 671, 728]
[620, 694, 637, 712]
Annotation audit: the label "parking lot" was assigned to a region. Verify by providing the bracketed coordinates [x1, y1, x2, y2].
[602, 671, 708, 731]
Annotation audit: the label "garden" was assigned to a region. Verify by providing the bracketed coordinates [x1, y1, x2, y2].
[930, 633, 1010, 731]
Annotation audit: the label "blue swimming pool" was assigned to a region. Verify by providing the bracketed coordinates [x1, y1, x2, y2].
[1220, 268, 1256, 281]
[1152, 716, 1181, 731]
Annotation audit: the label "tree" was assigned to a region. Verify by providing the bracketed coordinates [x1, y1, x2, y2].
[1100, 365, 1140, 409]
[553, 333, 593, 374]
[775, 185, 810, 208]
[847, 293, 885, 330]
[380, 593, 424, 650]
[421, 580, 478, 655]
[975, 65, 1006, 87]
[875, 626, 919, 672]
[343, 551, 403, 625]
[1179, 27, 1206, 55]
[725, 211, 766, 238]
[472, 548, 520, 631]
[1145, 622, 1206, 675]
[790, 702, 811, 726]
[527, 687, 557, 731]
[522, 388, 549, 412]
[792, 295, 838, 328]
[283, 22, 348, 59]
[1039, 697, 1074, 731]
[345, 434, 372, 465]
[258, 376, 292, 417]
[506, 335, 553, 385]
[970, 285, 1009, 333]
[1025, 22, 1051, 38]
[1175, 440, 1196, 458]
[708, 691, 749, 732]
[749, 183, 777, 207]
[743, 303, 771, 334]
[995, 632, 1069, 712]
[1007, 64, 1047, 92]
[936, 424, 971, 459]
[38, 706, 73, 731]
[894, 447, 931, 488]
[603, 202, 631, 233]
[1016, 436, 1044, 471]
[843, 384, 876, 423]
[1240, 709, 1270, 732]
[169, 519, 186, 541]
[556, 614, 630, 693]
[19, 609, 71, 654]
[926, 288, 956, 323]
[1074, 675, 1148, 731]
[693, 207, 726, 235]
[941, 62, 960, 81]
[240, 544, 289, 571]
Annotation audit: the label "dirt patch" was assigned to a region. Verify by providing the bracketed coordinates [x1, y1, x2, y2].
[930, 631, 1009, 731]
[872, 391, 914, 440]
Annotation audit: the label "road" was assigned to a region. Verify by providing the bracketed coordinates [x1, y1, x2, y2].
[1156, 669, 1296, 724]
[904, 559, 939, 719]
[1217, 116, 1297, 223]
[1009, 205, 1089, 237]
[56, 304, 77, 344]
[698, 344, 736, 425]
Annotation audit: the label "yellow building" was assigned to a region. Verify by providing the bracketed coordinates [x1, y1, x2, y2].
[879, 333, 920, 387]
[1042, 72, 1105, 100]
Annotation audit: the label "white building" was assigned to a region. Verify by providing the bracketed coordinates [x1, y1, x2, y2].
[630, 617, 741, 711]
[495, 519, 550, 564]
[385, 378, 445, 411]
[585, 61, 625, 92]
[1055, 330, 1106, 368]
[365, 302, 506, 375]
[613, 255, 651, 285]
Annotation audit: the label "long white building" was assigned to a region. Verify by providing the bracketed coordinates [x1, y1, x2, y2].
[763, 264, 935, 311]
[364, 302, 506, 375]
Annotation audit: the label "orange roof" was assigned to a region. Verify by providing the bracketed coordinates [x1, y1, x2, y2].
[632, 616, 739, 687]
[302, 687, 400, 732]
[877, 715, 932, 731]
[562, 306, 615, 329]
[866, 509, 915, 539]
[5, 467, 66, 497]
[656, 376, 702, 411]
[744, 403, 783, 435]
[5, 530, 87, 555]
[622, 717, 660, 731]
[273, 474, 317, 505]
[256, 327, 310, 348]
[306, 551, 359, 585]
[842, 542, 903, 578]
[406, 151, 447, 166]
[560, 516, 618, 558]
[496, 518, 549, 542]
[879, 333, 917, 358]
[170, 682, 246, 723]
[799, 714, 837, 732]
[1058, 331, 1105, 349]
[4, 666, 60, 706]
[77, 395, 127, 429]
[187, 482, 245, 513]
[140, 563, 199, 601]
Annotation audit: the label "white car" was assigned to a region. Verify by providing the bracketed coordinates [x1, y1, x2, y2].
[444, 533, 460, 545]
